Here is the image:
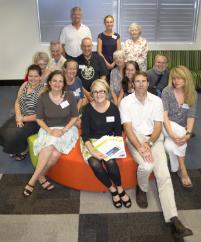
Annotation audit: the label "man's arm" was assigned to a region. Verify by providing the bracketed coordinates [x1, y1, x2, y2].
[123, 122, 153, 162]
[123, 122, 142, 151]
[124, 121, 162, 163]
[146, 121, 162, 145]
[61, 44, 66, 57]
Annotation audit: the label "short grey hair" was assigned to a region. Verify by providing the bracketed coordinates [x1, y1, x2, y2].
[128, 23, 142, 33]
[113, 50, 125, 60]
[71, 7, 81, 16]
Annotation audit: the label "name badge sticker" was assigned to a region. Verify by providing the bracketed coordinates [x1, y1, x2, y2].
[60, 100, 69, 109]
[182, 103, 189, 109]
[106, 116, 115, 122]
[79, 65, 85, 70]
[112, 34, 117, 39]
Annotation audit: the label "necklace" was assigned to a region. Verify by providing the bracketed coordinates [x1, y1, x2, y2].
[49, 92, 64, 105]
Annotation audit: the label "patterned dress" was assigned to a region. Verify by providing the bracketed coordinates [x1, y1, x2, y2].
[123, 37, 148, 71]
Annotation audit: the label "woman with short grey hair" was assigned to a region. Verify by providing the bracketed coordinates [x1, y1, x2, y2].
[123, 23, 148, 71]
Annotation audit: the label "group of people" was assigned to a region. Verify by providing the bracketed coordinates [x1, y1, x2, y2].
[0, 6, 197, 240]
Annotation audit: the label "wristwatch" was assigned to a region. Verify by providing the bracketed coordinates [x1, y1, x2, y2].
[146, 140, 153, 147]
[186, 131, 192, 137]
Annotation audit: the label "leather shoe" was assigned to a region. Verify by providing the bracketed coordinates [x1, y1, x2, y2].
[171, 217, 193, 238]
[136, 185, 148, 208]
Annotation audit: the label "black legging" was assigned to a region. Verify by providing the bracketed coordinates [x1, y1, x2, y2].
[88, 157, 121, 188]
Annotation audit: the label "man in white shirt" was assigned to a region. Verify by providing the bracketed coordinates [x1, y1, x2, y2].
[60, 7, 92, 59]
[119, 71, 193, 239]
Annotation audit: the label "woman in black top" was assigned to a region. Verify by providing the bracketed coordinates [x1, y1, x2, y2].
[97, 15, 121, 71]
[81, 79, 131, 208]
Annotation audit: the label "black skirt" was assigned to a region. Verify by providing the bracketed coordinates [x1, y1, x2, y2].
[0, 116, 39, 154]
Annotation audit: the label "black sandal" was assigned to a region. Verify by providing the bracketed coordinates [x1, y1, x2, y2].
[23, 183, 34, 197]
[111, 190, 122, 208]
[40, 179, 55, 191]
[119, 190, 132, 208]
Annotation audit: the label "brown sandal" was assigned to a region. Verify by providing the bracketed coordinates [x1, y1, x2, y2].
[177, 171, 193, 191]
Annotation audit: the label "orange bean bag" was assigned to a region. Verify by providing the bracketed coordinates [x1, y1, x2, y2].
[28, 131, 154, 192]
[46, 137, 137, 192]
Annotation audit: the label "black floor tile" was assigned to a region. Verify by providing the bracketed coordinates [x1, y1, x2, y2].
[79, 213, 175, 242]
[0, 174, 80, 214]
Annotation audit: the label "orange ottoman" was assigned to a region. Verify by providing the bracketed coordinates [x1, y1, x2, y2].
[46, 138, 137, 192]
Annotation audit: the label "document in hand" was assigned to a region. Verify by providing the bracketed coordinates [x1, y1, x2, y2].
[93, 135, 126, 161]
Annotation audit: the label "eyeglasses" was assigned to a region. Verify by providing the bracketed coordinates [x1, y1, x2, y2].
[92, 90, 106, 95]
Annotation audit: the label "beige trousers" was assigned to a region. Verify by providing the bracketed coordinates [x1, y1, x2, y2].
[127, 133, 178, 222]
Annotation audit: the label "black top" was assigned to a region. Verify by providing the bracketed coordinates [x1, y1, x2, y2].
[81, 102, 122, 142]
[76, 52, 108, 91]
[98, 32, 120, 64]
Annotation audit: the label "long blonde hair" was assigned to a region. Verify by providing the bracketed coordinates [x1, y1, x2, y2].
[168, 65, 196, 106]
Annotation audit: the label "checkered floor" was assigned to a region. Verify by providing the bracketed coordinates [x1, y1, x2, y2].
[0, 173, 201, 242]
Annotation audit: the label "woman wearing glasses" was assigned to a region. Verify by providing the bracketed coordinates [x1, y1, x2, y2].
[81, 79, 131, 208]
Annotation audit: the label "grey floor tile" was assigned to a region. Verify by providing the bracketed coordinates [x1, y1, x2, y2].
[183, 227, 201, 242]
[177, 210, 201, 242]
[0, 214, 79, 242]
[80, 181, 162, 214]
[178, 209, 201, 229]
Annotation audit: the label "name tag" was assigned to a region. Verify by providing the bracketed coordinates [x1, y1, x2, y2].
[60, 100, 69, 109]
[112, 34, 117, 39]
[106, 116, 115, 122]
[79, 65, 85, 70]
[182, 103, 189, 109]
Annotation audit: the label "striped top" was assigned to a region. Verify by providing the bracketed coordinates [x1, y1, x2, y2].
[19, 82, 44, 116]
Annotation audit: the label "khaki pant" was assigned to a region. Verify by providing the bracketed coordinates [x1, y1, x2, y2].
[127, 133, 178, 222]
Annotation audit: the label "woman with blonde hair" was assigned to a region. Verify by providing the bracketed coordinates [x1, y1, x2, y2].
[161, 65, 197, 190]
[24, 52, 50, 83]
[81, 79, 131, 208]
[97, 15, 121, 71]
[123, 23, 148, 71]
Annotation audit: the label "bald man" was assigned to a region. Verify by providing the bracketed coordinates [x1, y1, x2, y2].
[77, 37, 108, 101]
